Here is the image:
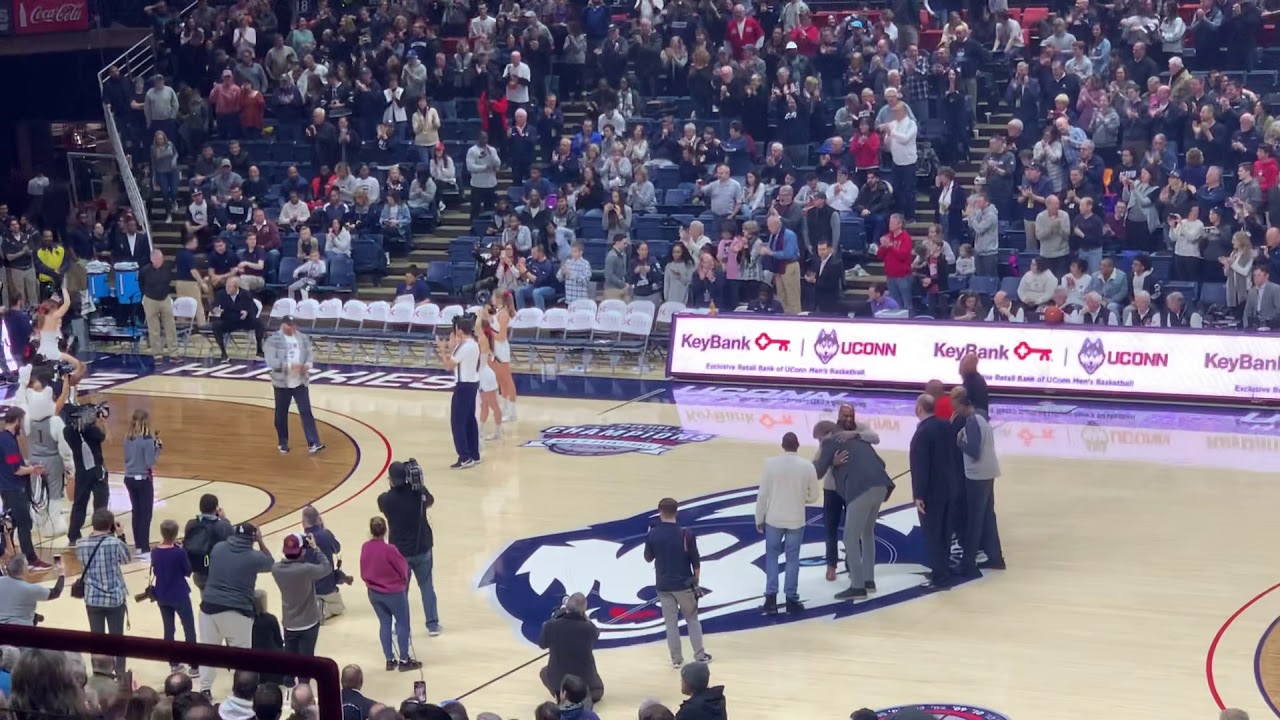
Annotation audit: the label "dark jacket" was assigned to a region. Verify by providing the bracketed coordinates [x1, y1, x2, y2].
[676, 687, 727, 720]
[909, 416, 960, 502]
[538, 611, 602, 691]
[810, 253, 845, 314]
[341, 689, 375, 720]
[814, 434, 893, 503]
[302, 524, 342, 595]
[213, 289, 259, 327]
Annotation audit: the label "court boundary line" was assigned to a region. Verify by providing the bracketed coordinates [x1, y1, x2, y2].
[1254, 613, 1280, 718]
[596, 387, 668, 416]
[1207, 581, 1280, 710]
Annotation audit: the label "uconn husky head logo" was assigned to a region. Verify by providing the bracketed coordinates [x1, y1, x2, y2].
[479, 488, 964, 648]
[1077, 337, 1106, 375]
[814, 329, 840, 365]
[874, 704, 1010, 720]
[523, 424, 715, 457]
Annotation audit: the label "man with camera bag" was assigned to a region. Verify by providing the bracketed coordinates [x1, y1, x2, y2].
[198, 522, 273, 695]
[539, 592, 604, 707]
[644, 497, 712, 668]
[183, 494, 234, 594]
[0, 407, 51, 570]
[63, 398, 110, 547]
[301, 505, 348, 620]
[271, 532, 333, 686]
[377, 460, 441, 636]
[75, 509, 132, 678]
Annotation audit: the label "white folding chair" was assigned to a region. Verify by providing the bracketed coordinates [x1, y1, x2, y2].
[568, 298, 597, 317]
[363, 301, 393, 362]
[411, 303, 442, 364]
[172, 296, 198, 355]
[598, 298, 627, 317]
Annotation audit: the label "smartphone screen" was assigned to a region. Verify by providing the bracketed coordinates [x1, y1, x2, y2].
[53, 556, 62, 565]
[413, 681, 426, 702]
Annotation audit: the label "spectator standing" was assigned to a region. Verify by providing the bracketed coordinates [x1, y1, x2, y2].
[559, 242, 594, 303]
[762, 215, 801, 313]
[151, 131, 180, 219]
[182, 493, 233, 594]
[76, 509, 132, 679]
[467, 132, 502, 221]
[881, 103, 919, 220]
[664, 243, 694, 305]
[377, 461, 442, 636]
[151, 519, 197, 674]
[271, 532, 333, 685]
[122, 409, 162, 558]
[539, 593, 604, 707]
[644, 497, 713, 668]
[965, 192, 1000, 276]
[360, 516, 420, 671]
[140, 249, 178, 361]
[953, 387, 1006, 576]
[876, 213, 915, 311]
[1245, 265, 1280, 329]
[603, 235, 629, 300]
[198, 522, 273, 694]
[1035, 196, 1073, 277]
[754, 432, 819, 614]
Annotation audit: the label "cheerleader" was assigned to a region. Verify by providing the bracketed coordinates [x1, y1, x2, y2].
[490, 290, 519, 420]
[123, 409, 162, 559]
[35, 281, 71, 361]
[476, 314, 504, 440]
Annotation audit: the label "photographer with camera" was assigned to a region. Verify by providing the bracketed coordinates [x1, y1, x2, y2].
[301, 505, 349, 620]
[0, 407, 52, 570]
[75, 508, 132, 678]
[376, 460, 441, 636]
[183, 494, 234, 594]
[271, 531, 333, 686]
[148, 519, 198, 675]
[0, 554, 65, 626]
[538, 593, 604, 708]
[644, 497, 712, 668]
[198, 522, 273, 695]
[63, 395, 110, 548]
[123, 409, 162, 559]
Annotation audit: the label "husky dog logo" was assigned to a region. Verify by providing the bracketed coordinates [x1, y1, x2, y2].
[814, 329, 840, 365]
[1077, 337, 1106, 375]
[479, 488, 970, 648]
[874, 705, 1010, 720]
[522, 424, 715, 457]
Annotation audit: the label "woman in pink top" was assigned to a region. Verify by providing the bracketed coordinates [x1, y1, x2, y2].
[716, 221, 746, 310]
[360, 516, 421, 671]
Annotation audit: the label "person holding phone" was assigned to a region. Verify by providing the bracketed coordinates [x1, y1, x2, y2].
[0, 553, 65, 625]
[149, 519, 197, 675]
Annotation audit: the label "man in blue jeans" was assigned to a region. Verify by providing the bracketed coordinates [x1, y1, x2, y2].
[754, 432, 819, 615]
[377, 461, 441, 635]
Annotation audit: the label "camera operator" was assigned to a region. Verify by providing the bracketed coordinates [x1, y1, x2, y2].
[0, 554, 65, 626]
[183, 493, 234, 594]
[301, 505, 348, 620]
[75, 508, 132, 679]
[376, 460, 441, 636]
[538, 593, 604, 708]
[63, 395, 110, 547]
[0, 407, 51, 570]
[271, 531, 333, 686]
[198, 522, 273, 695]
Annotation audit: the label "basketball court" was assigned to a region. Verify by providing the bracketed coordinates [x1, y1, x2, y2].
[22, 359, 1280, 720]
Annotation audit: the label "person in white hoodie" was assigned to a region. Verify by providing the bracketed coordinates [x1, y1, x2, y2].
[985, 290, 1026, 322]
[1169, 205, 1204, 281]
[218, 670, 259, 720]
[755, 431, 818, 615]
[1016, 257, 1057, 307]
[826, 167, 860, 214]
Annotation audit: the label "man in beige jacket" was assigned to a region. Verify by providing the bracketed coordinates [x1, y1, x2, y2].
[755, 431, 819, 615]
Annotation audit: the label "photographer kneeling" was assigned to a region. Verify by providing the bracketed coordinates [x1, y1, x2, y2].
[376, 460, 441, 636]
[538, 593, 604, 708]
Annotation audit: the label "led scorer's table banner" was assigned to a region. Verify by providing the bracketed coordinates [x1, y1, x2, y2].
[666, 313, 1280, 403]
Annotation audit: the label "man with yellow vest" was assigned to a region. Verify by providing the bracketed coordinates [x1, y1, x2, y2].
[34, 230, 67, 298]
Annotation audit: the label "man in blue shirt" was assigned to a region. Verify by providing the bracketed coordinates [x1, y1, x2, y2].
[761, 214, 801, 314]
[644, 497, 711, 668]
[0, 407, 51, 570]
[515, 244, 559, 310]
[395, 266, 431, 303]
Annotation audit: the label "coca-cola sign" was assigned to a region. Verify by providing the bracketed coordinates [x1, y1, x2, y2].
[15, 0, 90, 35]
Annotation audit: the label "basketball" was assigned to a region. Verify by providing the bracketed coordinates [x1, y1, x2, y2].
[1043, 305, 1065, 324]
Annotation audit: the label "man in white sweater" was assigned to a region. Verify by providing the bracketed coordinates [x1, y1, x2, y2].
[755, 432, 819, 615]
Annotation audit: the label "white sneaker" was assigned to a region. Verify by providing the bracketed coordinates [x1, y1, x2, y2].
[505, 403, 517, 421]
[135, 551, 151, 563]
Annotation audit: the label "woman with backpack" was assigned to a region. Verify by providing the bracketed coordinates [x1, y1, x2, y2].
[150, 519, 198, 676]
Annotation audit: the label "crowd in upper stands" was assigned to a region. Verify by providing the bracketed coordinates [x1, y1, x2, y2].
[64, 0, 1280, 334]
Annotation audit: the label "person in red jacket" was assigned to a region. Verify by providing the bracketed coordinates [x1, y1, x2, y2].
[1255, 144, 1279, 194]
[788, 8, 820, 56]
[850, 117, 881, 179]
[726, 5, 764, 61]
[360, 516, 421, 671]
[876, 213, 915, 313]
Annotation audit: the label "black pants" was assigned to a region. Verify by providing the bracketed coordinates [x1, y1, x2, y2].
[273, 385, 321, 449]
[470, 186, 497, 221]
[123, 476, 154, 552]
[960, 478, 1004, 573]
[0, 488, 36, 561]
[212, 317, 264, 357]
[87, 603, 127, 677]
[822, 489, 845, 568]
[1173, 254, 1200, 281]
[919, 493, 955, 586]
[283, 623, 320, 684]
[450, 381, 480, 462]
[68, 468, 109, 543]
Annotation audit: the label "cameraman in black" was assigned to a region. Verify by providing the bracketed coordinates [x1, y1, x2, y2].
[376, 460, 441, 636]
[63, 397, 109, 546]
[538, 592, 604, 707]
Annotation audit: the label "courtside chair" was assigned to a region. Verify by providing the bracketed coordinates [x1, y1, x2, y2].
[268, 298, 296, 331]
[558, 309, 596, 369]
[364, 301, 393, 363]
[654, 301, 686, 359]
[409, 303, 442, 364]
[509, 308, 543, 348]
[337, 300, 370, 363]
[386, 301, 415, 363]
[313, 298, 344, 358]
[626, 299, 657, 318]
[588, 310, 625, 370]
[172, 296, 199, 356]
[568, 298, 597, 317]
[294, 298, 320, 327]
[598, 298, 627, 317]
[530, 308, 568, 368]
[616, 311, 655, 372]
[438, 305, 465, 337]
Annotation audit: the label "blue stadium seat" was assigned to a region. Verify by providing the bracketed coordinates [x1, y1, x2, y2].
[275, 256, 302, 286]
[999, 276, 1021, 297]
[325, 255, 356, 291]
[352, 236, 387, 274]
[1199, 282, 1227, 308]
[968, 275, 999, 296]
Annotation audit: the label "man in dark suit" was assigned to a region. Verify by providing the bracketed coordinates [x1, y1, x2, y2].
[339, 665, 375, 720]
[910, 393, 959, 591]
[210, 276, 264, 361]
[1246, 265, 1280, 329]
[538, 592, 604, 707]
[807, 240, 845, 315]
[814, 404, 894, 602]
[932, 167, 968, 247]
[111, 214, 153, 265]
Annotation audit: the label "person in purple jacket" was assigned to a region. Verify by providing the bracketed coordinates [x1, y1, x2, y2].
[150, 519, 198, 675]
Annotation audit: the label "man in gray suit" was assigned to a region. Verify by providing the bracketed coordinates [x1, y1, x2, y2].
[264, 316, 324, 454]
[1245, 265, 1280, 329]
[814, 404, 894, 601]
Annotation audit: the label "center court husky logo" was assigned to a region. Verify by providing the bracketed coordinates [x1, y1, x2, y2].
[522, 424, 715, 457]
[479, 488, 968, 648]
[1077, 337, 1106, 375]
[875, 705, 1010, 720]
[814, 329, 840, 365]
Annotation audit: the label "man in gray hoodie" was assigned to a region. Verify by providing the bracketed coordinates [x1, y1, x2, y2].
[271, 533, 332, 685]
[603, 235, 629, 300]
[466, 131, 501, 222]
[813, 404, 894, 601]
[198, 523, 273, 694]
[952, 387, 1005, 577]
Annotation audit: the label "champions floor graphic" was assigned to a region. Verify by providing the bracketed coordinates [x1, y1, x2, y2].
[478, 487, 957, 649]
